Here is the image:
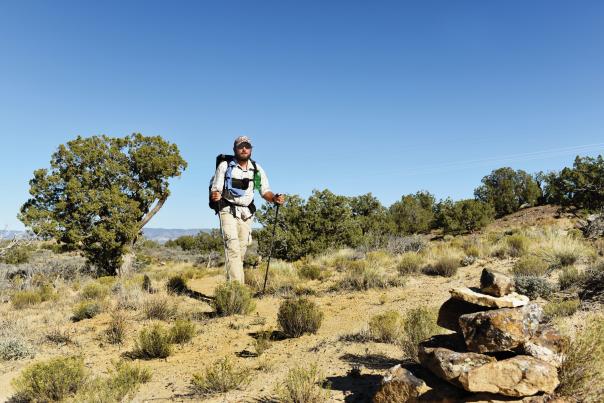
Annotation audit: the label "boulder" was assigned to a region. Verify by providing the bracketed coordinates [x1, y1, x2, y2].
[480, 268, 515, 297]
[418, 345, 495, 388]
[459, 303, 543, 353]
[437, 298, 489, 332]
[517, 325, 568, 368]
[458, 355, 559, 397]
[450, 287, 529, 309]
[373, 365, 427, 403]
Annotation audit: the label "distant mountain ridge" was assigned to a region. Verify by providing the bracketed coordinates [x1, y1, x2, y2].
[1, 228, 213, 243]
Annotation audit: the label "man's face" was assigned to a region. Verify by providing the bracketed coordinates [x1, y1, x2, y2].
[234, 142, 252, 161]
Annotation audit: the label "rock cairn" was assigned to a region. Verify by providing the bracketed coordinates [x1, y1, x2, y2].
[375, 268, 569, 402]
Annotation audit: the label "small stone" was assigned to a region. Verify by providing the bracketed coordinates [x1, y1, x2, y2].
[458, 355, 559, 397]
[480, 268, 515, 297]
[450, 287, 529, 308]
[459, 303, 543, 353]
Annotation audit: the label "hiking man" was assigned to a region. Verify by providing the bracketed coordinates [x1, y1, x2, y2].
[210, 136, 285, 283]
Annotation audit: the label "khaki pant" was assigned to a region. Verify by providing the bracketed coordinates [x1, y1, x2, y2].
[219, 211, 252, 283]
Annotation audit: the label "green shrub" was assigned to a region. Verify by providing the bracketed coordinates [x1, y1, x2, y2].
[436, 198, 495, 235]
[506, 234, 530, 257]
[213, 282, 256, 316]
[191, 357, 251, 395]
[544, 299, 580, 320]
[512, 255, 549, 276]
[474, 167, 541, 217]
[276, 363, 330, 403]
[423, 256, 460, 277]
[142, 296, 178, 320]
[80, 282, 109, 300]
[72, 301, 102, 321]
[169, 319, 196, 344]
[578, 262, 604, 303]
[397, 253, 423, 275]
[166, 275, 188, 295]
[514, 276, 556, 300]
[2, 245, 31, 264]
[0, 337, 35, 360]
[368, 311, 404, 343]
[558, 266, 584, 290]
[71, 360, 151, 402]
[12, 356, 87, 402]
[105, 311, 128, 345]
[11, 290, 42, 309]
[557, 315, 604, 401]
[298, 264, 326, 280]
[278, 297, 324, 338]
[132, 324, 172, 359]
[400, 307, 440, 362]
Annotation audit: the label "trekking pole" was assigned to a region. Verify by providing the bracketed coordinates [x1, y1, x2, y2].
[262, 197, 281, 295]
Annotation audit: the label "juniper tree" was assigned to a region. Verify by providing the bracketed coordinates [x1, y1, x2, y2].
[19, 134, 187, 275]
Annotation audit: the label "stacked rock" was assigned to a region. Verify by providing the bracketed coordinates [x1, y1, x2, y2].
[376, 268, 567, 402]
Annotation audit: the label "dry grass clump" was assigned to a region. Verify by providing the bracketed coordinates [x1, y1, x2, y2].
[368, 311, 404, 343]
[245, 261, 300, 296]
[337, 260, 404, 291]
[373, 380, 417, 403]
[73, 361, 151, 402]
[213, 282, 256, 316]
[277, 297, 324, 338]
[298, 263, 329, 281]
[543, 299, 580, 320]
[505, 233, 531, 257]
[72, 301, 103, 322]
[79, 281, 109, 300]
[253, 328, 273, 356]
[132, 323, 173, 359]
[313, 248, 360, 271]
[115, 283, 145, 310]
[511, 255, 549, 276]
[534, 228, 596, 268]
[399, 307, 441, 362]
[169, 319, 196, 344]
[557, 314, 604, 401]
[276, 363, 330, 403]
[423, 255, 460, 277]
[190, 357, 251, 395]
[11, 355, 87, 402]
[396, 253, 423, 275]
[558, 266, 584, 290]
[105, 311, 128, 345]
[142, 294, 178, 320]
[11, 283, 57, 309]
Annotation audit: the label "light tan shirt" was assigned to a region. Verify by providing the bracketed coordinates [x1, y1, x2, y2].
[211, 160, 271, 220]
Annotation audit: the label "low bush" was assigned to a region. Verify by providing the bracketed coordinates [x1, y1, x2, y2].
[11, 290, 42, 309]
[506, 234, 530, 257]
[11, 356, 87, 402]
[399, 307, 440, 362]
[0, 336, 35, 360]
[557, 315, 604, 401]
[142, 295, 178, 320]
[276, 363, 329, 403]
[277, 297, 324, 338]
[80, 282, 109, 300]
[72, 301, 102, 321]
[578, 264, 604, 303]
[254, 329, 273, 356]
[558, 266, 584, 290]
[190, 357, 251, 395]
[396, 253, 423, 275]
[514, 276, 556, 300]
[368, 311, 404, 343]
[512, 255, 549, 277]
[423, 256, 460, 277]
[166, 275, 188, 295]
[169, 319, 196, 344]
[132, 324, 172, 359]
[544, 299, 580, 320]
[298, 264, 326, 281]
[106, 311, 128, 345]
[213, 282, 256, 316]
[70, 361, 151, 402]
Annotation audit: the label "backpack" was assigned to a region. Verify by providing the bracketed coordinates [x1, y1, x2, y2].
[208, 154, 261, 215]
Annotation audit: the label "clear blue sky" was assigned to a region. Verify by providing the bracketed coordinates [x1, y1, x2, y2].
[1, 1, 603, 230]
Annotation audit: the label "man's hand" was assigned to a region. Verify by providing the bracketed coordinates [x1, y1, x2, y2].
[211, 191, 222, 202]
[273, 194, 285, 205]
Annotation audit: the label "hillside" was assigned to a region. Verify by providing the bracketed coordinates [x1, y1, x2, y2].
[1, 205, 602, 402]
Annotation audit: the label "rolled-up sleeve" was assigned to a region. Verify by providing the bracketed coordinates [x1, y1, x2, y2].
[257, 164, 271, 196]
[211, 161, 227, 192]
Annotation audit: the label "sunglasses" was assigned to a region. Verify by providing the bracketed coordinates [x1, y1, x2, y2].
[236, 142, 252, 150]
